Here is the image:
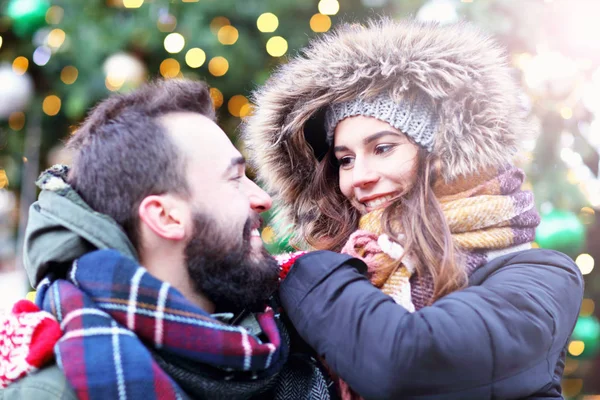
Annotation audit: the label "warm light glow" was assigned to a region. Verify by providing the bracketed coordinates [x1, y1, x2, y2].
[47, 28, 66, 48]
[261, 226, 275, 244]
[208, 56, 229, 77]
[0, 36, 3, 49]
[228, 95, 249, 117]
[568, 340, 585, 356]
[239, 103, 253, 118]
[210, 87, 224, 109]
[257, 13, 279, 32]
[210, 17, 231, 35]
[185, 48, 206, 68]
[310, 13, 332, 33]
[318, 0, 340, 15]
[123, 0, 144, 8]
[0, 170, 8, 189]
[562, 378, 583, 398]
[164, 33, 185, 54]
[560, 106, 573, 120]
[218, 25, 239, 45]
[576, 253, 594, 275]
[46, 6, 64, 24]
[8, 112, 25, 131]
[12, 57, 29, 75]
[43, 95, 62, 116]
[160, 58, 181, 78]
[106, 75, 125, 91]
[61, 66, 79, 84]
[580, 206, 596, 225]
[266, 36, 288, 57]
[564, 358, 579, 376]
[182, 0, 199, 2]
[580, 298, 596, 317]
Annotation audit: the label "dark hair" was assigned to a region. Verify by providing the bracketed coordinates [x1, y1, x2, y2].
[306, 146, 467, 304]
[67, 79, 215, 250]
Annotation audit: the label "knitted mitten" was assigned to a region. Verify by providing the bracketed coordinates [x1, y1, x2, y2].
[0, 300, 62, 388]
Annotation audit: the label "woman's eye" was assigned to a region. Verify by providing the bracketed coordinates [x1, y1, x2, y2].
[374, 144, 395, 155]
[338, 156, 354, 169]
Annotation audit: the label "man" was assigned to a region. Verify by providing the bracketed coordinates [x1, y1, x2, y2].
[0, 79, 334, 400]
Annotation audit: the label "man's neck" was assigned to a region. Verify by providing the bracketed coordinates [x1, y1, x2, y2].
[140, 252, 215, 314]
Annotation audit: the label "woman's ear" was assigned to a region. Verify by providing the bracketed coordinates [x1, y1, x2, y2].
[138, 195, 186, 241]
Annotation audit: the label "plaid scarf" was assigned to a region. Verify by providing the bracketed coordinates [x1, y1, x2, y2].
[35, 249, 287, 400]
[337, 166, 540, 399]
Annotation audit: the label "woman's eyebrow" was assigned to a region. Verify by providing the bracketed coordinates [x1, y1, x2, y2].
[363, 131, 402, 145]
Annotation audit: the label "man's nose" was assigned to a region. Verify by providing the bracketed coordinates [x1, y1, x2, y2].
[245, 178, 273, 213]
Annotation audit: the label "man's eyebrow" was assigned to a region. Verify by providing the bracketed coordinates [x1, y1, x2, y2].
[333, 131, 403, 153]
[223, 156, 246, 176]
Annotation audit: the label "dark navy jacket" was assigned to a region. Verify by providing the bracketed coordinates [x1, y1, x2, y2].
[279, 249, 583, 400]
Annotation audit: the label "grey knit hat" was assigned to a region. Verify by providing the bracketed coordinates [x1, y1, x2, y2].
[325, 92, 438, 152]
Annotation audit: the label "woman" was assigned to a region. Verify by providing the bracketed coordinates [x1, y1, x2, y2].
[244, 19, 583, 399]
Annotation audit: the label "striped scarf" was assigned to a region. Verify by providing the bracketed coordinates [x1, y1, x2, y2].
[337, 165, 540, 399]
[36, 249, 287, 400]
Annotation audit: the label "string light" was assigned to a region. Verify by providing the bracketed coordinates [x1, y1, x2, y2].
[239, 103, 253, 118]
[33, 46, 52, 66]
[560, 106, 573, 120]
[266, 36, 288, 57]
[210, 17, 231, 35]
[218, 25, 239, 45]
[0, 170, 8, 189]
[47, 28, 66, 48]
[164, 33, 185, 53]
[228, 95, 249, 117]
[580, 298, 596, 317]
[106, 75, 125, 91]
[45, 6, 64, 25]
[160, 58, 181, 78]
[568, 340, 585, 356]
[123, 0, 144, 8]
[576, 253, 595, 275]
[61, 66, 79, 84]
[157, 14, 177, 32]
[13, 57, 29, 75]
[257, 13, 279, 32]
[310, 13, 331, 32]
[8, 112, 25, 131]
[318, 0, 340, 15]
[208, 56, 229, 77]
[210, 87, 224, 109]
[185, 48, 206, 68]
[43, 95, 62, 116]
[0, 35, 3, 50]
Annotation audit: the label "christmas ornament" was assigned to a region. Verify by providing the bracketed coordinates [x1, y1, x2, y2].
[0, 64, 34, 119]
[535, 208, 585, 257]
[570, 315, 600, 359]
[102, 52, 147, 90]
[5, 0, 50, 37]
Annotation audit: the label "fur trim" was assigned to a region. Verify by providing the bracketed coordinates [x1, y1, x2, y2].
[243, 18, 531, 246]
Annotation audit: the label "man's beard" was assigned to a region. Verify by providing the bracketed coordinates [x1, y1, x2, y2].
[184, 212, 280, 313]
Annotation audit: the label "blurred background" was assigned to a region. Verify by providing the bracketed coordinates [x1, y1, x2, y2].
[0, 0, 599, 396]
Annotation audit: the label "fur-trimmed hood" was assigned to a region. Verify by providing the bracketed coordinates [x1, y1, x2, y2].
[243, 18, 530, 246]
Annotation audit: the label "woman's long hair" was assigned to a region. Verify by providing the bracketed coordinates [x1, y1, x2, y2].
[303, 146, 467, 303]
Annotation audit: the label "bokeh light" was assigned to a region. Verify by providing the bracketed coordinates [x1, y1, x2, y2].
[257, 13, 279, 32]
[266, 36, 288, 57]
[208, 56, 229, 77]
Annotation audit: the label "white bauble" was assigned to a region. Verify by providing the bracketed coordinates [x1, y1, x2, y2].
[102, 52, 147, 87]
[0, 64, 34, 119]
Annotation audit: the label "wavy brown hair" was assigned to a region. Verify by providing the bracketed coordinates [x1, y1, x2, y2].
[304, 146, 467, 304]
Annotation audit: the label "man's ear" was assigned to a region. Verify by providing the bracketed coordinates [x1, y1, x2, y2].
[138, 195, 186, 241]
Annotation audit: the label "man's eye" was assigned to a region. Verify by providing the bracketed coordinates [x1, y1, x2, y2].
[374, 144, 395, 155]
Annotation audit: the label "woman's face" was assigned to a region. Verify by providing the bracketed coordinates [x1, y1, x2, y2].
[333, 116, 419, 214]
